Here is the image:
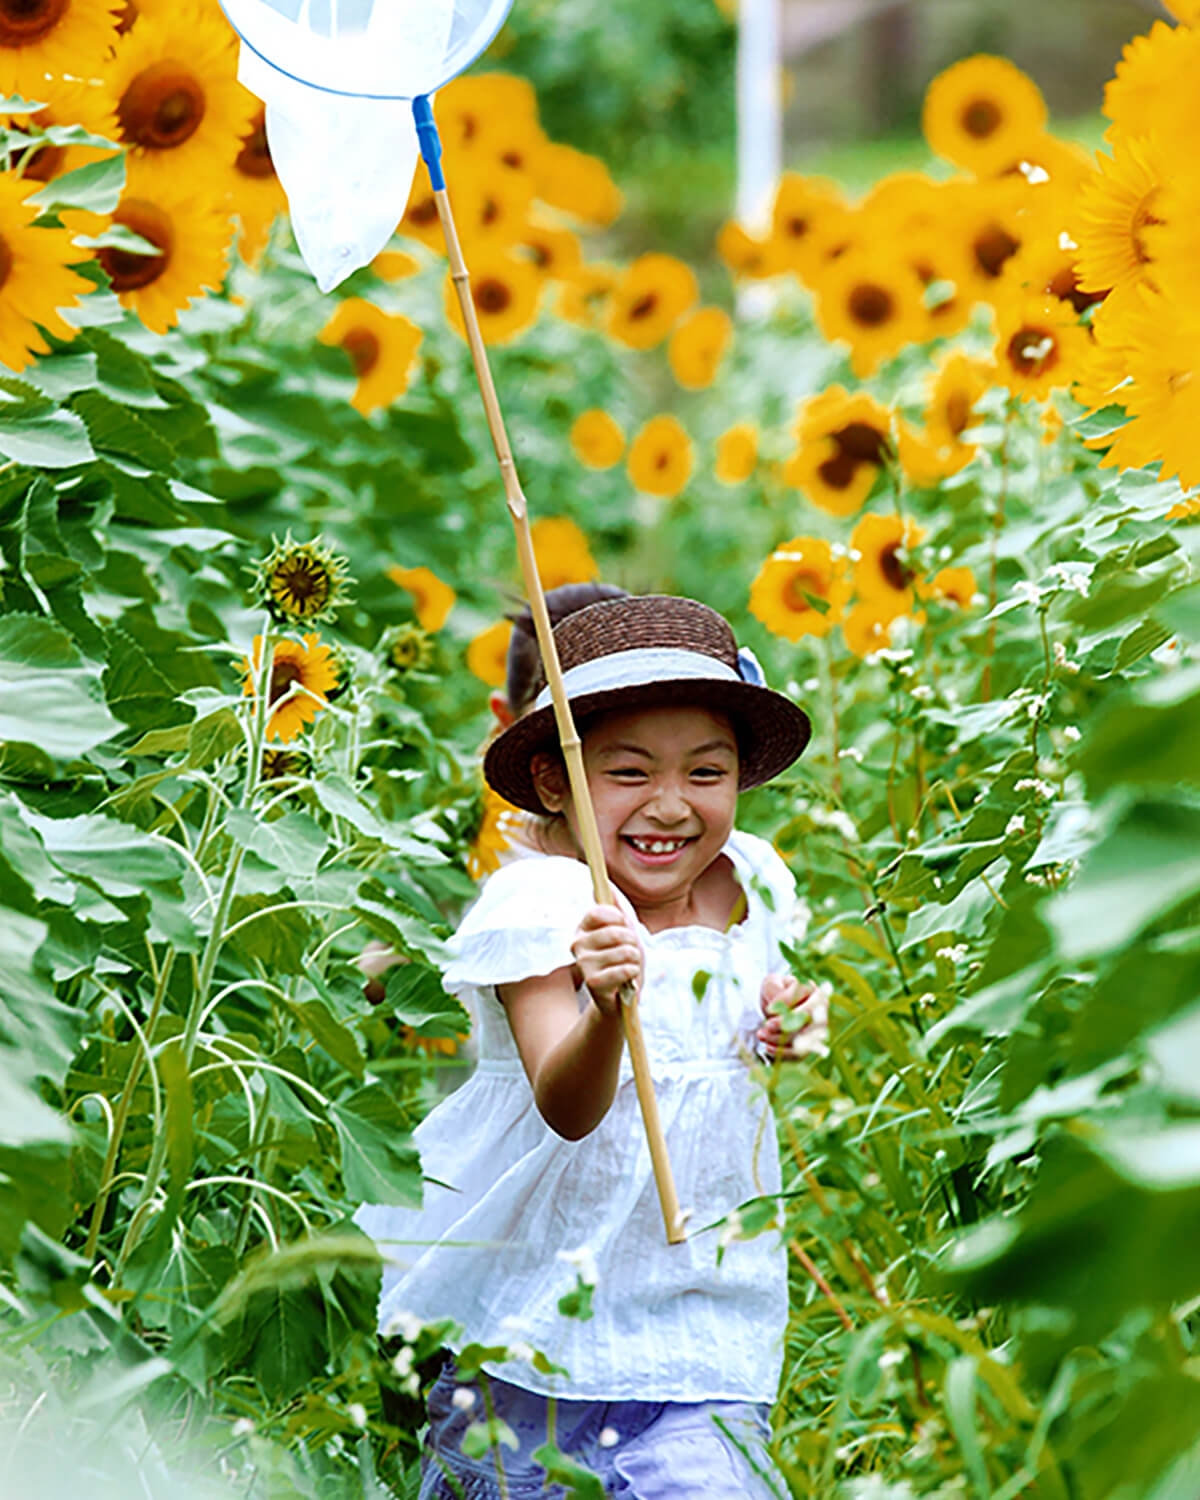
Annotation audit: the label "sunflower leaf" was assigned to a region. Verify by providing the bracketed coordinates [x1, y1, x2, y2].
[0, 614, 118, 760]
[30, 153, 125, 216]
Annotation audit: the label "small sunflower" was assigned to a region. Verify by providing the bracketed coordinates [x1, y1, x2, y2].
[372, 249, 419, 282]
[0, 0, 123, 97]
[924, 351, 991, 459]
[531, 142, 622, 226]
[98, 182, 232, 334]
[382, 623, 434, 676]
[841, 604, 895, 660]
[926, 566, 980, 609]
[606, 252, 698, 350]
[953, 178, 1028, 301]
[769, 173, 851, 280]
[436, 72, 539, 160]
[319, 299, 423, 416]
[1003, 234, 1107, 316]
[570, 408, 624, 470]
[516, 219, 583, 282]
[749, 537, 851, 642]
[109, 9, 256, 190]
[714, 423, 757, 485]
[922, 55, 1048, 177]
[532, 516, 597, 591]
[993, 290, 1090, 402]
[260, 746, 312, 782]
[0, 171, 93, 372]
[467, 786, 524, 881]
[443, 246, 541, 346]
[554, 261, 618, 328]
[242, 632, 337, 744]
[896, 421, 970, 487]
[466, 620, 512, 689]
[229, 101, 288, 265]
[252, 534, 351, 627]
[668, 305, 733, 390]
[455, 163, 535, 251]
[785, 386, 894, 516]
[716, 220, 781, 281]
[896, 224, 974, 341]
[626, 414, 694, 499]
[388, 565, 456, 632]
[851, 513, 926, 621]
[810, 247, 927, 377]
[1072, 134, 1166, 309]
[1104, 20, 1200, 142]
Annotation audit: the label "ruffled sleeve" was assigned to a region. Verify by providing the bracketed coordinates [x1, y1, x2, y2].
[442, 854, 596, 993]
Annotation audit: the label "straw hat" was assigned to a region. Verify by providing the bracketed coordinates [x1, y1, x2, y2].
[484, 594, 812, 813]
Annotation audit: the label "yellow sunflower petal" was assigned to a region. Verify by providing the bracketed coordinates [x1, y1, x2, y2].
[319, 299, 423, 416]
[606, 252, 698, 350]
[466, 621, 512, 689]
[0, 171, 93, 371]
[850, 512, 925, 621]
[242, 632, 337, 744]
[388, 565, 456, 632]
[809, 247, 927, 377]
[627, 414, 693, 499]
[0, 0, 123, 97]
[749, 537, 851, 641]
[922, 54, 1048, 177]
[570, 409, 624, 469]
[714, 423, 757, 485]
[531, 516, 597, 592]
[667, 305, 733, 390]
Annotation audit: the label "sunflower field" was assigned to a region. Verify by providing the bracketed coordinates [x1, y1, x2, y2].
[1, 0, 1199, 1496]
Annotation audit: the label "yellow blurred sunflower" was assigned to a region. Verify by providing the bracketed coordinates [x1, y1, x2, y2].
[714, 422, 757, 485]
[627, 414, 693, 499]
[388, 565, 456, 632]
[1104, 20, 1200, 143]
[436, 72, 539, 160]
[229, 101, 287, 265]
[1072, 134, 1166, 310]
[109, 9, 255, 190]
[531, 516, 597, 591]
[992, 290, 1090, 402]
[925, 351, 991, 458]
[443, 246, 542, 346]
[467, 785, 525, 881]
[749, 537, 851, 642]
[1003, 234, 1107, 316]
[785, 386, 894, 516]
[399, 161, 450, 253]
[516, 218, 582, 282]
[769, 173, 850, 279]
[841, 603, 895, 659]
[98, 183, 232, 334]
[457, 164, 536, 250]
[953, 178, 1028, 301]
[668, 305, 733, 390]
[716, 220, 782, 281]
[897, 224, 974, 341]
[926, 566, 980, 609]
[466, 620, 512, 689]
[2, 78, 119, 189]
[922, 55, 1048, 177]
[851, 512, 926, 620]
[810, 247, 927, 377]
[570, 408, 624, 470]
[242, 632, 337, 744]
[1164, 0, 1200, 22]
[0, 0, 123, 97]
[555, 261, 618, 328]
[896, 421, 970, 487]
[0, 171, 92, 371]
[531, 142, 622, 226]
[606, 252, 698, 350]
[372, 249, 419, 282]
[319, 300, 422, 417]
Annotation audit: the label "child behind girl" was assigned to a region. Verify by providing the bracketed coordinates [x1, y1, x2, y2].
[355, 593, 825, 1498]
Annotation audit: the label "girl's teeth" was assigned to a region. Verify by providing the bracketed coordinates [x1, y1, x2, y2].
[630, 837, 687, 853]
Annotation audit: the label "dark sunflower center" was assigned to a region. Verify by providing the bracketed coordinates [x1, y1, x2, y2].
[785, 214, 809, 240]
[0, 236, 12, 292]
[99, 200, 171, 291]
[945, 390, 972, 437]
[0, 0, 68, 46]
[236, 113, 274, 179]
[269, 660, 303, 705]
[1048, 265, 1104, 314]
[961, 97, 1002, 140]
[501, 148, 525, 169]
[848, 282, 894, 327]
[528, 241, 552, 268]
[476, 277, 511, 315]
[341, 327, 380, 376]
[973, 222, 1019, 278]
[784, 569, 823, 612]
[481, 195, 500, 226]
[654, 449, 670, 470]
[816, 451, 859, 491]
[119, 61, 207, 151]
[274, 560, 327, 609]
[880, 543, 912, 593]
[834, 421, 889, 466]
[408, 195, 438, 227]
[629, 291, 658, 320]
[1131, 189, 1163, 265]
[1007, 325, 1057, 376]
[117, 1, 138, 34]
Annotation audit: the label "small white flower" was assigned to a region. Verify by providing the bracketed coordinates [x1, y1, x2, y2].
[718, 1209, 745, 1249]
[837, 746, 864, 763]
[348, 1403, 368, 1429]
[875, 646, 914, 665]
[232, 1418, 255, 1438]
[936, 944, 968, 964]
[816, 928, 839, 955]
[556, 1245, 599, 1286]
[507, 1340, 535, 1364]
[911, 683, 934, 702]
[848, 547, 863, 562]
[879, 1347, 906, 1371]
[1015, 778, 1055, 800]
[1026, 694, 1047, 720]
[1012, 579, 1041, 606]
[392, 1346, 414, 1377]
[937, 545, 953, 562]
[383, 1309, 425, 1343]
[1063, 724, 1081, 743]
[803, 676, 820, 693]
[1005, 814, 1027, 837]
[598, 1426, 620, 1449]
[830, 542, 848, 559]
[451, 1387, 477, 1412]
[790, 896, 812, 942]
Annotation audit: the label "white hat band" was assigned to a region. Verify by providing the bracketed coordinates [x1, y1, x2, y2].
[532, 647, 740, 713]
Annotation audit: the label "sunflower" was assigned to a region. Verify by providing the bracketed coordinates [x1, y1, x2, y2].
[319, 300, 422, 416]
[97, 182, 231, 334]
[714, 423, 757, 485]
[716, 220, 782, 281]
[467, 786, 524, 881]
[896, 224, 974, 341]
[531, 142, 622, 226]
[443, 246, 541, 346]
[372, 249, 419, 282]
[810, 246, 927, 377]
[399, 161, 451, 253]
[1003, 234, 1107, 316]
[388, 565, 456, 632]
[769, 173, 850, 279]
[252, 534, 351, 627]
[436, 72, 539, 160]
[749, 537, 851, 642]
[627, 414, 693, 499]
[924, 351, 991, 458]
[992, 290, 1090, 402]
[242, 632, 337, 744]
[382, 623, 434, 675]
[1104, 20, 1200, 143]
[229, 101, 288, 265]
[922, 55, 1048, 177]
[516, 219, 582, 282]
[554, 261, 618, 328]
[0, 0, 123, 97]
[466, 620, 512, 689]
[570, 408, 624, 470]
[851, 513, 926, 620]
[668, 305, 732, 390]
[896, 421, 970, 487]
[927, 566, 980, 608]
[455, 164, 535, 251]
[841, 603, 895, 659]
[606, 252, 698, 350]
[109, 9, 255, 190]
[785, 386, 894, 516]
[953, 178, 1028, 301]
[0, 171, 92, 371]
[531, 516, 597, 591]
[2, 78, 119, 188]
[1072, 134, 1166, 311]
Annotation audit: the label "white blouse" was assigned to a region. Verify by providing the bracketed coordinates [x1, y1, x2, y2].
[353, 829, 795, 1402]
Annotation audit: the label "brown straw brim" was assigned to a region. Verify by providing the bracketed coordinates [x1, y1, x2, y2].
[485, 677, 812, 814]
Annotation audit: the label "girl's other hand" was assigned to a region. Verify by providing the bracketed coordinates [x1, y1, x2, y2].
[572, 904, 644, 1016]
[758, 974, 830, 1059]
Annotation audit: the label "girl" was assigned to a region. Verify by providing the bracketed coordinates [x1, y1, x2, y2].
[356, 594, 826, 1498]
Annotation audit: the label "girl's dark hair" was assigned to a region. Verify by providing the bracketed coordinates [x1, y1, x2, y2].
[505, 582, 629, 717]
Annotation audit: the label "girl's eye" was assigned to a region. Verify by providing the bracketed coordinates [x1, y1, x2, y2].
[608, 767, 647, 781]
[691, 765, 728, 782]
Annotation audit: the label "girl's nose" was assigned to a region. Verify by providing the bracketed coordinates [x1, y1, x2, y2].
[646, 779, 690, 822]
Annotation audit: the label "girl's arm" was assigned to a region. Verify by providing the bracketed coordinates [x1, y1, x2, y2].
[498, 904, 641, 1141]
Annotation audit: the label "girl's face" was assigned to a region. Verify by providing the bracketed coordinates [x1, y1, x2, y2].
[534, 703, 739, 922]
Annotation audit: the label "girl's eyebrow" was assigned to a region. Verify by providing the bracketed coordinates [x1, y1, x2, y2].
[594, 738, 736, 760]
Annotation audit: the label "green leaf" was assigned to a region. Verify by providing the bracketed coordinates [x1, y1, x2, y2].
[0, 384, 95, 468]
[226, 892, 314, 974]
[186, 707, 243, 768]
[0, 614, 119, 759]
[328, 1085, 420, 1206]
[1079, 662, 1200, 792]
[290, 998, 363, 1078]
[382, 964, 469, 1037]
[30, 151, 124, 215]
[226, 807, 327, 881]
[530, 1443, 606, 1499]
[71, 389, 178, 472]
[17, 801, 186, 899]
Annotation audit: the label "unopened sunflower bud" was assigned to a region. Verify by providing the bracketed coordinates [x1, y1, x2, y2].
[252, 533, 352, 626]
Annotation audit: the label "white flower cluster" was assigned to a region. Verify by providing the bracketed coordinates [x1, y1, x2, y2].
[935, 944, 968, 964]
[1011, 579, 1041, 606]
[1014, 777, 1055, 800]
[1005, 814, 1027, 837]
[1048, 562, 1090, 597]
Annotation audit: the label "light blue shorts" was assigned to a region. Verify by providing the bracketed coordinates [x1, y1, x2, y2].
[418, 1358, 785, 1499]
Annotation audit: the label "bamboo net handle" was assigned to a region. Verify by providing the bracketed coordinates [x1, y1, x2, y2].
[432, 185, 687, 1245]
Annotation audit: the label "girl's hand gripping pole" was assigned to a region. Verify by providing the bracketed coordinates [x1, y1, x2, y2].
[413, 95, 686, 1245]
